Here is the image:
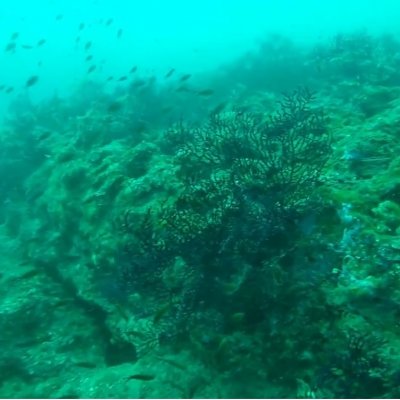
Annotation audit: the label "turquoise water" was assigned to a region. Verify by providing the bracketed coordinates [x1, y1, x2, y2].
[2, 0, 400, 398]
[1, 0, 400, 115]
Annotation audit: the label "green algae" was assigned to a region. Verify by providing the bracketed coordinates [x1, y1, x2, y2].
[2, 31, 400, 399]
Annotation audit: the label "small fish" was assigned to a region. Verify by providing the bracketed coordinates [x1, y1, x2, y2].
[153, 303, 171, 324]
[78, 22, 85, 31]
[118, 76, 127, 82]
[87, 65, 96, 74]
[164, 68, 175, 78]
[127, 374, 155, 381]
[130, 66, 137, 74]
[37, 131, 52, 141]
[22, 44, 34, 49]
[26, 75, 39, 87]
[75, 36, 81, 44]
[108, 101, 122, 113]
[10, 32, 19, 41]
[55, 392, 79, 399]
[84, 41, 92, 51]
[230, 312, 245, 324]
[114, 304, 130, 321]
[5, 87, 14, 94]
[134, 121, 148, 134]
[51, 298, 73, 308]
[197, 89, 214, 96]
[55, 14, 64, 21]
[130, 79, 146, 88]
[37, 39, 46, 47]
[85, 55, 93, 62]
[5, 42, 16, 52]
[117, 28, 123, 39]
[17, 269, 40, 280]
[210, 101, 227, 114]
[106, 76, 114, 81]
[161, 105, 173, 114]
[0, 85, 4, 91]
[105, 18, 113, 26]
[179, 73, 191, 82]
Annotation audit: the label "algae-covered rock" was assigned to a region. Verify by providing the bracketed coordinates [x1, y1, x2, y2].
[372, 200, 400, 232]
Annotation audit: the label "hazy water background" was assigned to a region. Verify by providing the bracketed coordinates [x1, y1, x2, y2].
[1, 0, 400, 118]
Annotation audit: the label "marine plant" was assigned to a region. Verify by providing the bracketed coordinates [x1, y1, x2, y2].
[116, 88, 332, 360]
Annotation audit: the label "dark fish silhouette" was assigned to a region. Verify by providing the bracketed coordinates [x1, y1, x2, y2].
[78, 22, 85, 31]
[118, 76, 128, 81]
[55, 14, 63, 21]
[5, 87, 14, 94]
[179, 73, 191, 82]
[26, 75, 39, 87]
[84, 41, 92, 51]
[16, 269, 40, 280]
[73, 361, 97, 369]
[10, 32, 19, 41]
[87, 65, 96, 73]
[106, 18, 113, 26]
[164, 68, 175, 78]
[37, 130, 52, 141]
[131, 79, 146, 88]
[5, 42, 16, 52]
[85, 55, 93, 62]
[37, 39, 46, 47]
[127, 374, 155, 381]
[130, 66, 137, 74]
[161, 105, 173, 114]
[22, 44, 34, 49]
[108, 101, 122, 112]
[117, 28, 123, 39]
[197, 89, 214, 96]
[153, 303, 171, 324]
[210, 101, 227, 114]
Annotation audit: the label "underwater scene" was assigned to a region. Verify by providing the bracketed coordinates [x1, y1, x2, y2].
[2, 0, 400, 398]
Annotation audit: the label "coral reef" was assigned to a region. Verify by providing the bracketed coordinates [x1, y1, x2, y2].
[2, 31, 400, 398]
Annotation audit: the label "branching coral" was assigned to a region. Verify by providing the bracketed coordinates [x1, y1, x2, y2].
[114, 90, 332, 360]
